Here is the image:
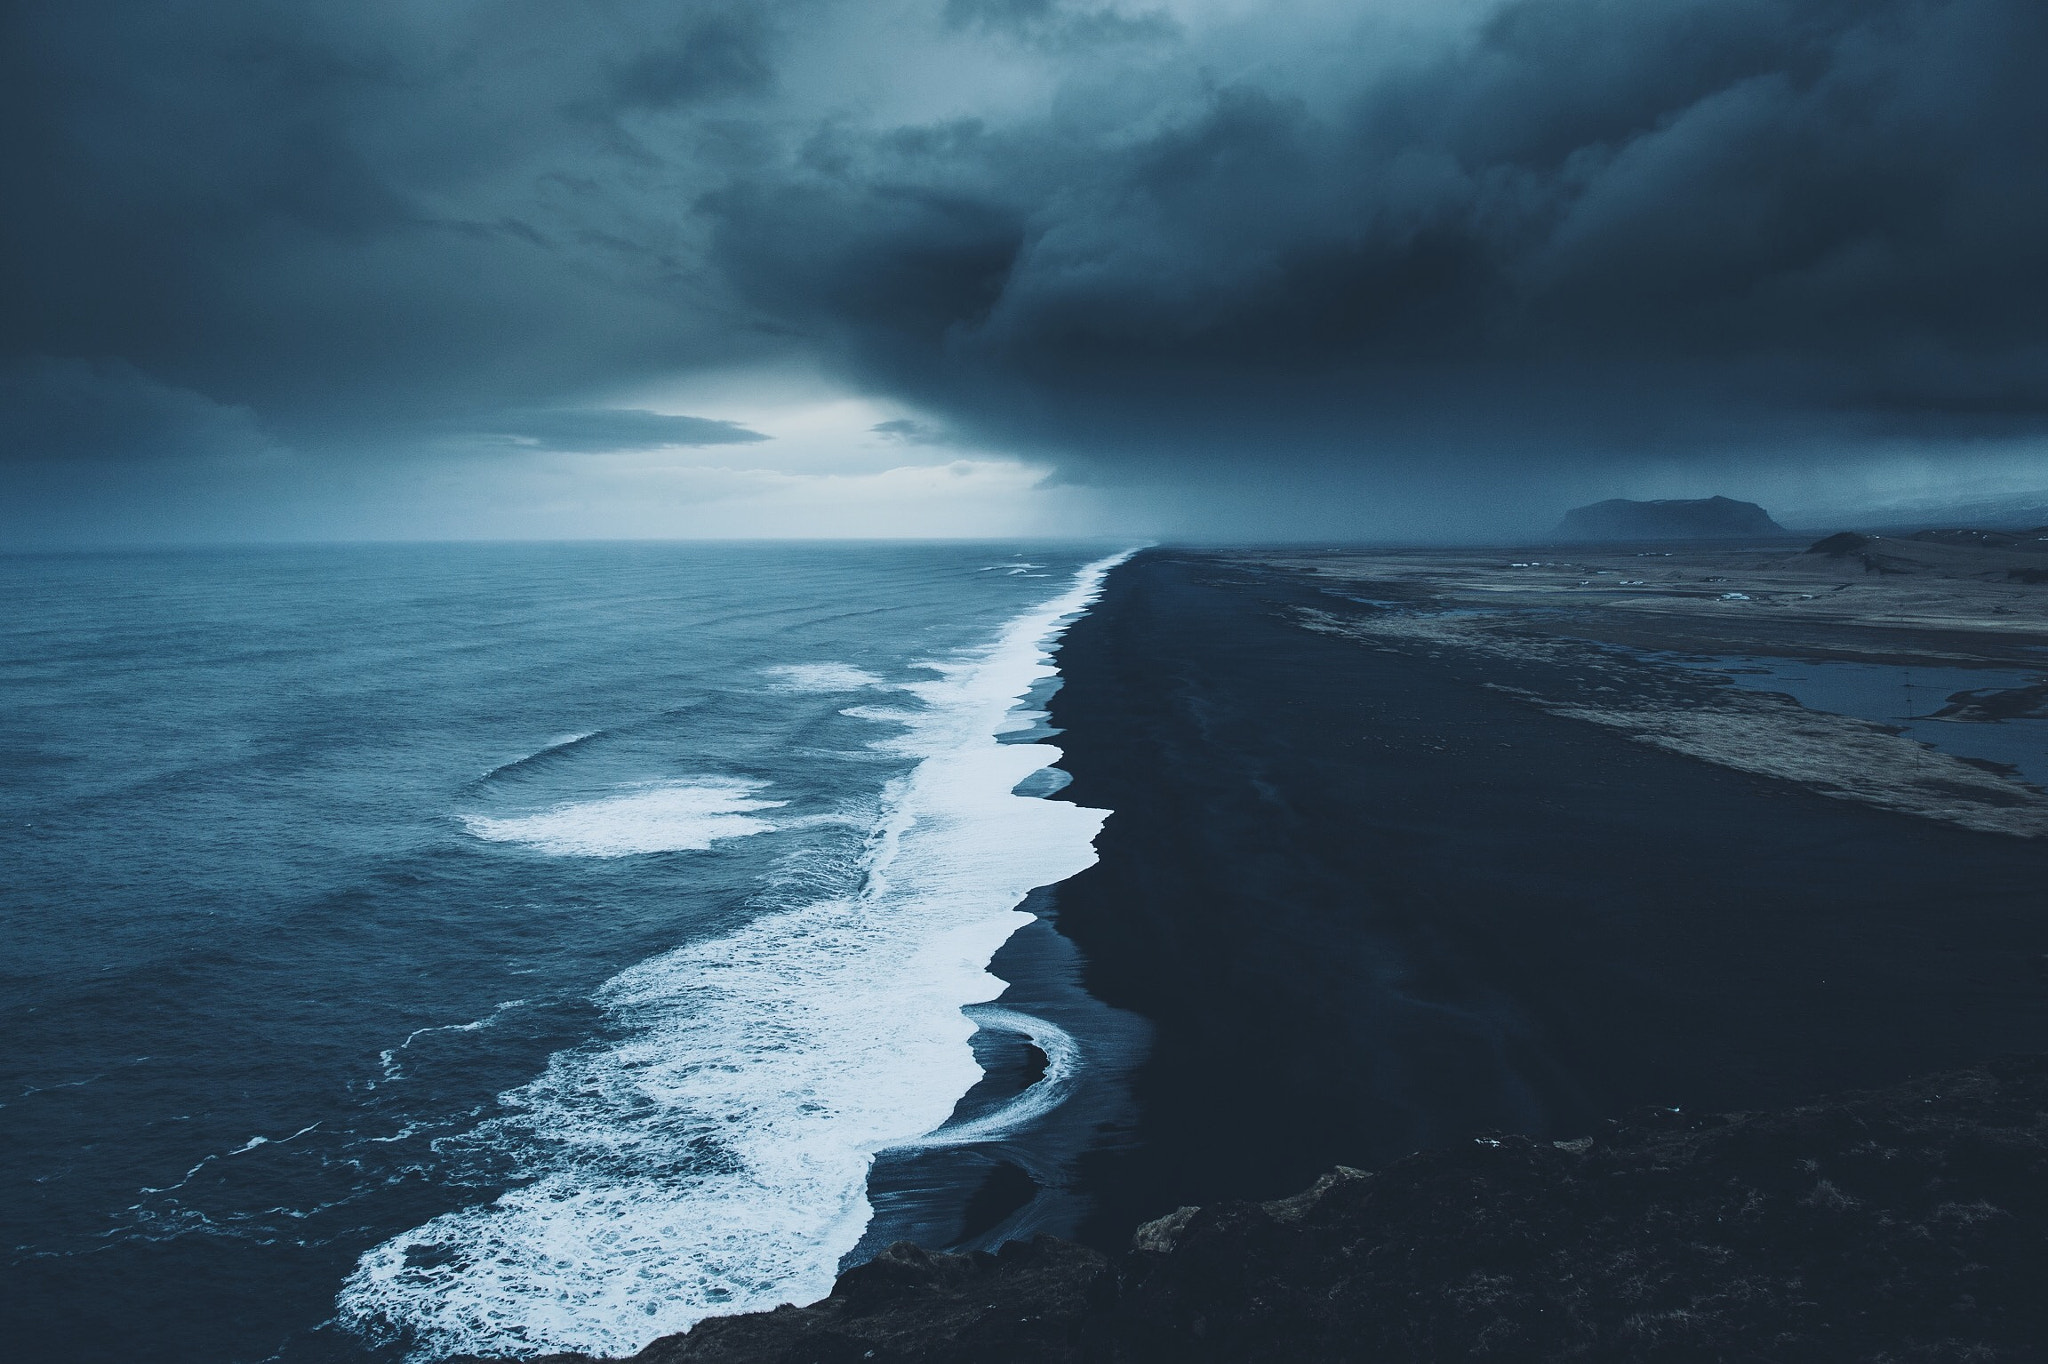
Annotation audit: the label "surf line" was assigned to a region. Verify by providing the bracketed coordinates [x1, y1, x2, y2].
[338, 549, 1138, 1363]
[900, 1005, 1081, 1150]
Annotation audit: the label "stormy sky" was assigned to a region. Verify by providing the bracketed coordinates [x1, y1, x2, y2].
[4, 0, 2046, 544]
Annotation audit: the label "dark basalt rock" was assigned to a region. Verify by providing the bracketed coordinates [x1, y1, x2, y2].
[517, 1056, 2048, 1363]
[1557, 496, 1784, 541]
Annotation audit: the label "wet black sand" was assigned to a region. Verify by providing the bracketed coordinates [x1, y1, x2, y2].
[1044, 549, 2048, 1243]
[853, 902, 1151, 1261]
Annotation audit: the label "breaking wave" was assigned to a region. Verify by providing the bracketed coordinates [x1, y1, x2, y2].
[338, 551, 1132, 1360]
[460, 781, 784, 857]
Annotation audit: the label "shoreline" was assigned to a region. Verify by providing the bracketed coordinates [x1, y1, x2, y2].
[337, 550, 1137, 1360]
[852, 893, 1152, 1262]
[527, 1055, 2048, 1363]
[465, 542, 2048, 1358]
[849, 552, 1151, 1263]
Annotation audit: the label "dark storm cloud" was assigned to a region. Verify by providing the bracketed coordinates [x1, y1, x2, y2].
[0, 0, 794, 452]
[942, 0, 1178, 48]
[0, 358, 273, 464]
[607, 12, 779, 112]
[4, 0, 2046, 536]
[709, 0, 2048, 473]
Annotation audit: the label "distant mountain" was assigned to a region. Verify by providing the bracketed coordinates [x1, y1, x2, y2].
[1907, 526, 2048, 551]
[1556, 496, 1785, 541]
[1807, 491, 2048, 533]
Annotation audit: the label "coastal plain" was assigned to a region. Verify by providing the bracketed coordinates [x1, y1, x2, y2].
[512, 542, 2048, 1362]
[1263, 535, 2048, 836]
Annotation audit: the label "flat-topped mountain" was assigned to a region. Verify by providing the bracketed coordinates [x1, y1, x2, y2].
[1557, 496, 1784, 541]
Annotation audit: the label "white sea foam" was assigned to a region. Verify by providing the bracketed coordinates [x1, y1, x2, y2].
[379, 1000, 532, 1083]
[764, 663, 887, 692]
[461, 781, 784, 857]
[338, 550, 1134, 1361]
[908, 1006, 1078, 1149]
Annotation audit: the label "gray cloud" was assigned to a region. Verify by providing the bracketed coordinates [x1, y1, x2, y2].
[871, 418, 954, 445]
[0, 0, 788, 445]
[472, 409, 769, 452]
[3, 0, 2046, 539]
[607, 10, 780, 112]
[0, 358, 275, 464]
[942, 0, 1178, 49]
[706, 0, 2048, 481]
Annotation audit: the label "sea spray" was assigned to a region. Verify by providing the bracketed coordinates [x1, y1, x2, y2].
[338, 551, 1133, 1360]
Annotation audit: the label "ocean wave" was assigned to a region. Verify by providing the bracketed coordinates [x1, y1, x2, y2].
[764, 663, 888, 692]
[135, 1122, 324, 1197]
[905, 1006, 1079, 1149]
[338, 550, 1134, 1361]
[479, 732, 599, 781]
[460, 781, 784, 857]
[378, 1000, 532, 1083]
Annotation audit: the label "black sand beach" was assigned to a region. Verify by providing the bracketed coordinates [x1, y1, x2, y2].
[1044, 549, 2048, 1242]
[589, 1056, 2048, 1364]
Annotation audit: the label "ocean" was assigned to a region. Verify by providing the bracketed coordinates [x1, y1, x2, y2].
[1, 541, 1135, 1363]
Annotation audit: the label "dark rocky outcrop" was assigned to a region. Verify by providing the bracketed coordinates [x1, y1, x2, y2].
[522, 1056, 2048, 1363]
[1800, 530, 2048, 580]
[1807, 530, 1870, 556]
[1911, 527, 2048, 552]
[1557, 496, 1784, 541]
[1934, 679, 2048, 723]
